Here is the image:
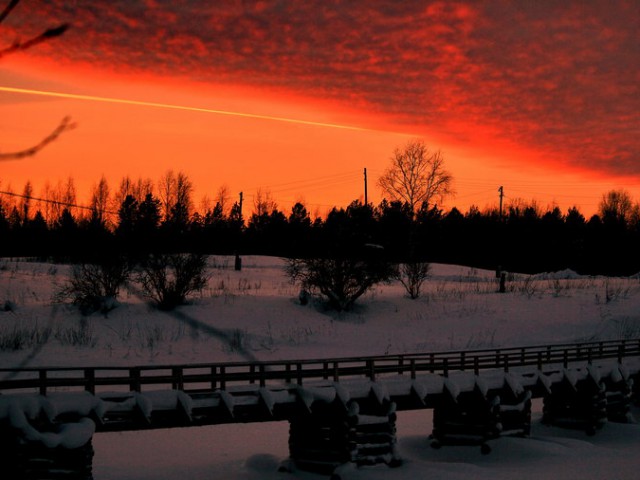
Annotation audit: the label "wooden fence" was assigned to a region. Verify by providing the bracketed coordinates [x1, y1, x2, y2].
[1, 339, 639, 395]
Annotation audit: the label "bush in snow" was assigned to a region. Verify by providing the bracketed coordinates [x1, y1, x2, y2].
[58, 256, 131, 315]
[138, 253, 208, 310]
[286, 252, 395, 312]
[396, 261, 430, 299]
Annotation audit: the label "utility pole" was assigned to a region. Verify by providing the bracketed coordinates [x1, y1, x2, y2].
[497, 185, 505, 292]
[235, 191, 244, 271]
[364, 168, 368, 206]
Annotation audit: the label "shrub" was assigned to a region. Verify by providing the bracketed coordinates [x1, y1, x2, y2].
[59, 257, 131, 315]
[138, 253, 209, 310]
[396, 261, 430, 299]
[286, 252, 396, 312]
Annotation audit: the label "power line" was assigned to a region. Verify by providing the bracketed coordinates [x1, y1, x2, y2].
[0, 189, 118, 215]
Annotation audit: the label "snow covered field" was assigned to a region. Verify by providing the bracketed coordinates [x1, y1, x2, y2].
[2, 255, 640, 479]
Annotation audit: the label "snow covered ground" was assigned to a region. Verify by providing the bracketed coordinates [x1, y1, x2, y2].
[2, 255, 640, 479]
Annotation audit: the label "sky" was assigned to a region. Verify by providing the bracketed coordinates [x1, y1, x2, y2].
[0, 0, 639, 216]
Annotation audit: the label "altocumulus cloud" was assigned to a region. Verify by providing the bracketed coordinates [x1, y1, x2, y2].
[3, 0, 639, 175]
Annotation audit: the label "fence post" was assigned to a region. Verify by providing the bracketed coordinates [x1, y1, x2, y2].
[210, 366, 217, 390]
[537, 351, 542, 371]
[474, 356, 479, 375]
[520, 348, 526, 365]
[410, 359, 416, 380]
[39, 370, 47, 396]
[563, 350, 568, 368]
[259, 364, 266, 388]
[587, 347, 592, 365]
[84, 368, 95, 395]
[130, 367, 141, 392]
[430, 353, 435, 373]
[460, 352, 466, 371]
[503, 354, 509, 372]
[172, 367, 184, 390]
[398, 357, 404, 375]
[296, 363, 303, 386]
[323, 362, 329, 380]
[220, 366, 226, 390]
[249, 365, 256, 384]
[333, 362, 339, 382]
[367, 360, 376, 382]
[285, 363, 291, 384]
[443, 358, 449, 378]
[618, 345, 624, 364]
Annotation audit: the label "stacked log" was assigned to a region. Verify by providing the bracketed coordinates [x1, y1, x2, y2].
[0, 433, 94, 479]
[287, 398, 400, 476]
[542, 368, 607, 435]
[431, 379, 500, 454]
[497, 374, 532, 437]
[603, 366, 634, 423]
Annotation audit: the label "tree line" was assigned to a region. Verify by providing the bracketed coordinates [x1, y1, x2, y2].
[1, 172, 639, 276]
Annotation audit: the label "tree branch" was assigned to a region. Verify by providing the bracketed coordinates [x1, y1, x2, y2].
[0, 23, 68, 59]
[0, 116, 76, 160]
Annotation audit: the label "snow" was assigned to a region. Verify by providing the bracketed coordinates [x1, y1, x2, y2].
[2, 256, 640, 478]
[0, 394, 96, 449]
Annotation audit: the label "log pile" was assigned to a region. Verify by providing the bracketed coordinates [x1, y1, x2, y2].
[0, 433, 94, 479]
[431, 375, 532, 454]
[496, 374, 532, 438]
[431, 379, 500, 454]
[286, 388, 400, 476]
[542, 367, 607, 435]
[603, 365, 634, 423]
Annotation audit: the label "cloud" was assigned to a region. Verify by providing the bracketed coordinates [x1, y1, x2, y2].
[3, 0, 639, 176]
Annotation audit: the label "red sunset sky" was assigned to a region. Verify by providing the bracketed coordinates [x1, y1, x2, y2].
[1, 0, 639, 216]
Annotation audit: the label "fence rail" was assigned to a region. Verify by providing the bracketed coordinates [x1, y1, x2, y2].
[1, 339, 639, 395]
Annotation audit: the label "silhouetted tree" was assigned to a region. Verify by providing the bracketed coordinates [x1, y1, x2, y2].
[138, 253, 208, 310]
[599, 189, 633, 227]
[378, 139, 453, 214]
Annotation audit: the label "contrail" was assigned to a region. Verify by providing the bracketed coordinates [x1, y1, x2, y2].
[0, 85, 370, 132]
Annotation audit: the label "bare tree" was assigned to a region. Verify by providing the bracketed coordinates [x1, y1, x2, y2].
[599, 189, 634, 225]
[253, 188, 277, 217]
[286, 251, 396, 312]
[378, 139, 453, 213]
[0, 0, 74, 160]
[138, 253, 208, 310]
[396, 261, 430, 299]
[89, 175, 111, 226]
[157, 170, 193, 222]
[19, 181, 32, 223]
[215, 184, 230, 216]
[158, 170, 176, 221]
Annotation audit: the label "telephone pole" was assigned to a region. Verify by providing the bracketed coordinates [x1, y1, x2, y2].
[235, 191, 244, 271]
[364, 168, 368, 206]
[498, 186, 504, 220]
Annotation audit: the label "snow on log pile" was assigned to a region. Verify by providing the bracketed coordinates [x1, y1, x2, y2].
[0, 392, 100, 478]
[284, 382, 401, 477]
[541, 366, 608, 435]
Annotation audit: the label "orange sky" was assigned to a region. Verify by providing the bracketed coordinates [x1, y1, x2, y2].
[1, 1, 639, 217]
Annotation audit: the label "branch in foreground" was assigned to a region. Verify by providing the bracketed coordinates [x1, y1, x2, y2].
[0, 116, 76, 161]
[0, 23, 69, 59]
